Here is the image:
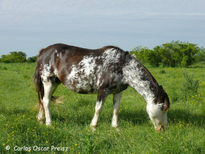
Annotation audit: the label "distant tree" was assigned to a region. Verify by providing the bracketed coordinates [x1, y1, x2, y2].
[131, 41, 200, 67]
[27, 56, 37, 63]
[130, 47, 160, 66]
[195, 47, 205, 63]
[0, 51, 27, 63]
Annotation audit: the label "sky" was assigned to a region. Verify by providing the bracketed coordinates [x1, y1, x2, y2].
[0, 0, 205, 57]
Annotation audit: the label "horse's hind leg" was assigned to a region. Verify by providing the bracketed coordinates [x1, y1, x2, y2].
[42, 78, 59, 126]
[37, 80, 59, 122]
[112, 92, 122, 128]
[37, 100, 44, 122]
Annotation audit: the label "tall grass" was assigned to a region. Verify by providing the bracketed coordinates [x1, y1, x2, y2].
[181, 72, 199, 100]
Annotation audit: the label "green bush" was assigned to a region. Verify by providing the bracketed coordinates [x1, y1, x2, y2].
[131, 41, 200, 67]
[27, 56, 37, 63]
[195, 47, 205, 63]
[130, 47, 160, 66]
[180, 72, 199, 100]
[0, 51, 27, 63]
[0, 52, 38, 63]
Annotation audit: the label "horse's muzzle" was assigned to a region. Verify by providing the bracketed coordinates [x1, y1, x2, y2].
[155, 125, 164, 131]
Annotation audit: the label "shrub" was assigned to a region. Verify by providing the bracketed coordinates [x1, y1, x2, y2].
[0, 51, 27, 63]
[180, 73, 199, 100]
[27, 56, 37, 63]
[130, 47, 160, 66]
[195, 48, 205, 63]
[131, 41, 200, 67]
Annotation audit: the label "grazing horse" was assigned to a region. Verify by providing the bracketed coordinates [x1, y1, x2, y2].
[34, 43, 170, 130]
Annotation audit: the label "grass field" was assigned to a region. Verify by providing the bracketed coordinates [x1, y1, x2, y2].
[0, 63, 204, 153]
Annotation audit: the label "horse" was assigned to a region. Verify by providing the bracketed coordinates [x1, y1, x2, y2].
[34, 43, 170, 131]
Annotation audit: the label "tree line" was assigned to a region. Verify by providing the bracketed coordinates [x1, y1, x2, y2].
[130, 41, 205, 67]
[0, 41, 204, 66]
[0, 51, 37, 63]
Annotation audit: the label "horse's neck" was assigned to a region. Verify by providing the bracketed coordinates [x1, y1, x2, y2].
[122, 57, 157, 103]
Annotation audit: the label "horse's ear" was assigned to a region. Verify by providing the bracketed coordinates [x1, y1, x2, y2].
[163, 95, 170, 112]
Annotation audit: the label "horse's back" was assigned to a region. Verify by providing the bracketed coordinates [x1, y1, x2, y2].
[38, 43, 92, 60]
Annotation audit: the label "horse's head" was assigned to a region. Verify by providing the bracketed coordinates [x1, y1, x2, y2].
[146, 85, 170, 131]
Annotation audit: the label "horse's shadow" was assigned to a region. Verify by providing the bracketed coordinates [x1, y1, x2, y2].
[119, 108, 205, 127]
[119, 109, 148, 125]
[168, 109, 205, 127]
[51, 99, 94, 125]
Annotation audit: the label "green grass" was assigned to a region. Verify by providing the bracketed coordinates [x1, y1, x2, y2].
[0, 63, 204, 153]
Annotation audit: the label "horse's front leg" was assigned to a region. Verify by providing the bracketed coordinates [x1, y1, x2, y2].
[90, 90, 108, 128]
[112, 92, 122, 128]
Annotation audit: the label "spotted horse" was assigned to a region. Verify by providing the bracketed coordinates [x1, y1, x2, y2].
[34, 43, 170, 131]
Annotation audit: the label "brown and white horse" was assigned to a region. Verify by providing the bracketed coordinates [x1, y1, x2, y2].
[34, 43, 170, 130]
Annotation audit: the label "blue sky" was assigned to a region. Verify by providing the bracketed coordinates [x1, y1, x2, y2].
[0, 0, 204, 57]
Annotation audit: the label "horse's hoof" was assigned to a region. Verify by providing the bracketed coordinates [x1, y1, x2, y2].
[112, 126, 120, 132]
[115, 128, 120, 132]
[46, 122, 52, 127]
[39, 121, 44, 125]
[90, 125, 96, 132]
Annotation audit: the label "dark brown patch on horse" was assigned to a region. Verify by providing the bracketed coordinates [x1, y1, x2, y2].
[155, 85, 170, 111]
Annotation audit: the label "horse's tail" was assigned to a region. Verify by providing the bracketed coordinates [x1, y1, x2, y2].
[34, 65, 44, 105]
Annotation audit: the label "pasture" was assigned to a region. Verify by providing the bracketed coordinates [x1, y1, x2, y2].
[0, 63, 204, 153]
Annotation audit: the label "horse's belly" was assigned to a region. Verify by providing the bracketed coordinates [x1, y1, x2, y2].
[65, 65, 98, 93]
[67, 76, 97, 93]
